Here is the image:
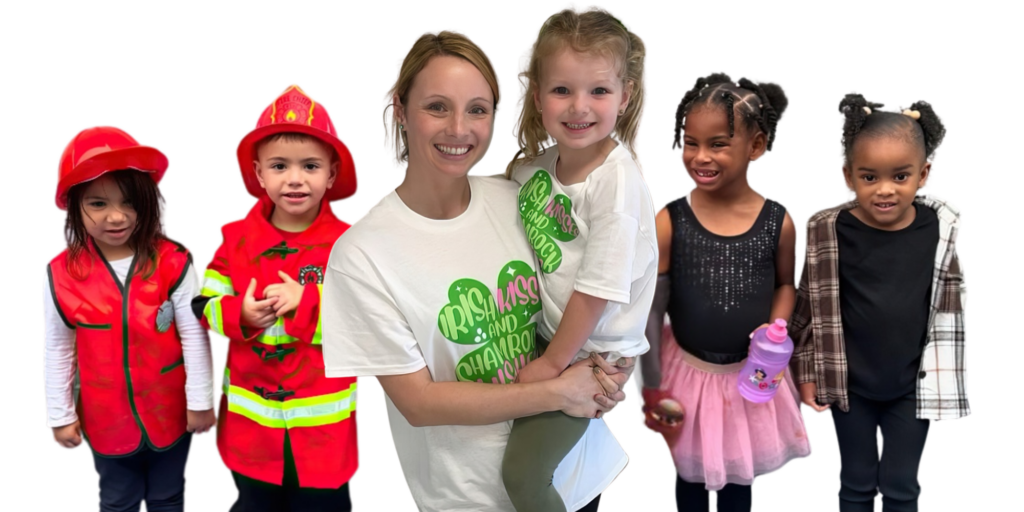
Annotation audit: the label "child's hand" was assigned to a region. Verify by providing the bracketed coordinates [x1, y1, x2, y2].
[638, 387, 688, 436]
[52, 421, 82, 448]
[745, 321, 770, 354]
[187, 409, 216, 434]
[264, 271, 304, 318]
[799, 382, 829, 412]
[749, 323, 770, 340]
[241, 278, 278, 328]
[589, 353, 635, 395]
[514, 355, 564, 384]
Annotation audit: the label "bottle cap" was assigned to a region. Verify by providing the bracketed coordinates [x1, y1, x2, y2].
[766, 319, 788, 343]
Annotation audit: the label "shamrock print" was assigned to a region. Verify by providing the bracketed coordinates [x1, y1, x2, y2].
[437, 260, 542, 383]
[518, 169, 579, 273]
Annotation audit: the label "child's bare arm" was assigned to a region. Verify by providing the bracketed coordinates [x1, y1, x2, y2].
[516, 291, 607, 384]
[641, 208, 673, 388]
[770, 212, 797, 322]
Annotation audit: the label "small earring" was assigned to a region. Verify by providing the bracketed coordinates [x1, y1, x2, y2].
[399, 124, 404, 131]
[618, 109, 626, 116]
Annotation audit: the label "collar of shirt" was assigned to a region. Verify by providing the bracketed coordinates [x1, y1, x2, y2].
[242, 195, 342, 261]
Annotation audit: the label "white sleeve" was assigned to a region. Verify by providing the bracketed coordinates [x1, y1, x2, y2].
[44, 271, 78, 428]
[321, 244, 426, 378]
[574, 167, 642, 304]
[172, 263, 214, 411]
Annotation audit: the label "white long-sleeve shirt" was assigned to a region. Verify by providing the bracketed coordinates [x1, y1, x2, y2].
[44, 256, 214, 428]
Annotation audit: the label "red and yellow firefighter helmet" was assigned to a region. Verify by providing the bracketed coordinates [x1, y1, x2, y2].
[237, 85, 357, 201]
[56, 127, 168, 209]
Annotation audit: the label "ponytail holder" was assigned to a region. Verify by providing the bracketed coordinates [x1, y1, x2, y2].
[862, 106, 873, 115]
[902, 109, 921, 120]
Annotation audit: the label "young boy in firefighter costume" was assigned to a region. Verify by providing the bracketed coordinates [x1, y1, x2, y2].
[195, 85, 358, 511]
[44, 127, 216, 512]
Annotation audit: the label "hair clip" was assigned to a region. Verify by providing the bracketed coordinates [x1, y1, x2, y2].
[862, 106, 873, 115]
[901, 109, 921, 120]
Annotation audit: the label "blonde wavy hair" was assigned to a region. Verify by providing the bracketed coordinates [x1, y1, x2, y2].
[385, 31, 500, 163]
[505, 9, 645, 177]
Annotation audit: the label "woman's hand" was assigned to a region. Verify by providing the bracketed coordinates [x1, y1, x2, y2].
[52, 421, 82, 448]
[556, 359, 626, 419]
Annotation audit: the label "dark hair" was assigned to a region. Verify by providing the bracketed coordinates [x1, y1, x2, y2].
[673, 73, 788, 150]
[838, 94, 946, 165]
[255, 132, 338, 163]
[64, 169, 164, 279]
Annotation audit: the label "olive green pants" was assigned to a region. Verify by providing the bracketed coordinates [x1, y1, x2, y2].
[501, 338, 590, 512]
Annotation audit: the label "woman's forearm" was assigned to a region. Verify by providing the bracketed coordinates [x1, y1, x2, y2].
[378, 367, 565, 427]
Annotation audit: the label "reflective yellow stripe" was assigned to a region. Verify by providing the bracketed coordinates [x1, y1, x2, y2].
[312, 284, 323, 345]
[201, 269, 234, 297]
[256, 319, 299, 345]
[223, 369, 357, 429]
[203, 296, 226, 336]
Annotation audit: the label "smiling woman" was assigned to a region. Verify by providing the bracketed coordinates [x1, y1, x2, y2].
[321, 31, 631, 512]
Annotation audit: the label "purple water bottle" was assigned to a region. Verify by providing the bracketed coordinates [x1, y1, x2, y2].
[738, 319, 794, 403]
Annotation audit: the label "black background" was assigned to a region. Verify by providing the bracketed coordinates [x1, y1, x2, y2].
[37, 9, 966, 512]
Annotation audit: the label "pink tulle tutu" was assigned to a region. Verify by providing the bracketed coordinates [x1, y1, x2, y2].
[658, 327, 810, 490]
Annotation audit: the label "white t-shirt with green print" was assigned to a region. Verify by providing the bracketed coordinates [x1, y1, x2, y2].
[511, 144, 658, 363]
[321, 176, 626, 512]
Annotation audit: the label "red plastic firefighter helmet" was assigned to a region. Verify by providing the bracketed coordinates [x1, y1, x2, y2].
[56, 127, 168, 209]
[237, 85, 356, 201]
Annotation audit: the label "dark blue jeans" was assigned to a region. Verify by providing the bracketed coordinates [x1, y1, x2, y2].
[91, 433, 192, 512]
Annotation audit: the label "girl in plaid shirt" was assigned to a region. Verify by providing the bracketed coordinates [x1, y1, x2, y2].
[641, 74, 810, 512]
[790, 94, 967, 512]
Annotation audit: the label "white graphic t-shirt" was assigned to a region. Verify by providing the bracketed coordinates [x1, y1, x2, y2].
[322, 176, 626, 512]
[511, 144, 658, 362]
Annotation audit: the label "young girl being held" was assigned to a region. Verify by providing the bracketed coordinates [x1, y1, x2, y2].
[641, 74, 810, 512]
[45, 127, 214, 512]
[504, 9, 657, 512]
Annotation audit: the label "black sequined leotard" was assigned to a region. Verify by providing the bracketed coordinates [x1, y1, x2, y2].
[666, 197, 786, 364]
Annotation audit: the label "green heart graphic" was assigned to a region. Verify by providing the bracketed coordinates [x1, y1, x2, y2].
[437, 261, 542, 383]
[518, 169, 579, 273]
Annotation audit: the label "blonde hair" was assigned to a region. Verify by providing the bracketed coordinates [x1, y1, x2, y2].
[505, 9, 646, 177]
[386, 31, 500, 162]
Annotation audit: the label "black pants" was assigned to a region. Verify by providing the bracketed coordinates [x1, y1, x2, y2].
[578, 494, 601, 512]
[230, 432, 352, 512]
[91, 433, 192, 512]
[831, 392, 930, 512]
[676, 477, 751, 512]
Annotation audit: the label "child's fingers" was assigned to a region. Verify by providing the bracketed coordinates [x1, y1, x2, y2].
[244, 278, 257, 301]
[589, 353, 622, 375]
[278, 271, 297, 283]
[592, 367, 621, 396]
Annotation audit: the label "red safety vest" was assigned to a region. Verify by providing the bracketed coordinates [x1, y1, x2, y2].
[48, 238, 191, 456]
[200, 197, 357, 489]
